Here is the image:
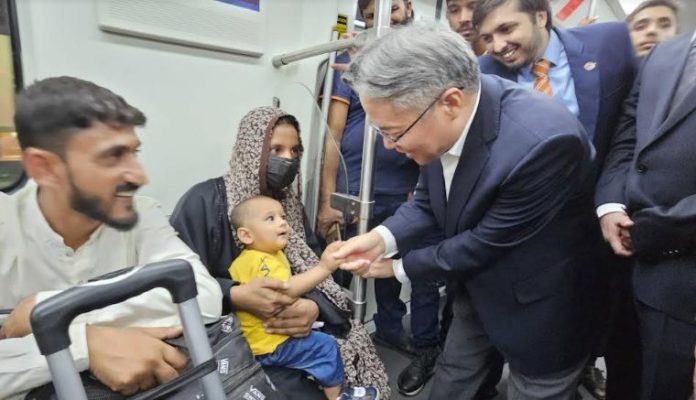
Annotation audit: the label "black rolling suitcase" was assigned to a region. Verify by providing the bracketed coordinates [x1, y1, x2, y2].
[25, 260, 282, 400]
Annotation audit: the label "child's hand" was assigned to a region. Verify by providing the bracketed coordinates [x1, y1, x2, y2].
[341, 257, 395, 279]
[320, 241, 345, 272]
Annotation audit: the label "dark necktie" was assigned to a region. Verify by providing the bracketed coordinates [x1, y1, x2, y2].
[671, 38, 696, 109]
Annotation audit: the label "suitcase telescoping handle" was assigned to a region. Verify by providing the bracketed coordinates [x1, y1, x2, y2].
[30, 259, 226, 400]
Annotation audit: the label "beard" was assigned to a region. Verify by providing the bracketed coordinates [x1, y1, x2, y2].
[498, 26, 546, 70]
[68, 175, 139, 231]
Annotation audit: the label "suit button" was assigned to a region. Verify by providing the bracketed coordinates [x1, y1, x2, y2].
[636, 164, 647, 173]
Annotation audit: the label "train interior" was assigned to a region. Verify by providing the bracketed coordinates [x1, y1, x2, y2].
[1, 0, 695, 398]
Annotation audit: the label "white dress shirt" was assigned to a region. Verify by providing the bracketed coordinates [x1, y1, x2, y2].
[374, 86, 482, 283]
[0, 181, 222, 399]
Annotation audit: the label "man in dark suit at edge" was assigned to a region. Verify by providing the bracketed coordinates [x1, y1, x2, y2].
[596, 30, 696, 400]
[334, 23, 600, 400]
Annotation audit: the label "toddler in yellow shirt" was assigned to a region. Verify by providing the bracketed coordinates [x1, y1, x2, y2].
[229, 195, 378, 400]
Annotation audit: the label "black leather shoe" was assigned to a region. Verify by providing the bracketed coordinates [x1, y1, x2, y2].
[397, 345, 441, 396]
[372, 332, 416, 357]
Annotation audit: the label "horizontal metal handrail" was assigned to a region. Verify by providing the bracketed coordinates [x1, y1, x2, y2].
[272, 37, 358, 67]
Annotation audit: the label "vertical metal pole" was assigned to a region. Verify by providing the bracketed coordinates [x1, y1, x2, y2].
[178, 300, 226, 400]
[373, 0, 393, 37]
[588, 0, 598, 18]
[352, 0, 391, 322]
[435, 0, 444, 21]
[46, 351, 88, 400]
[305, 31, 339, 230]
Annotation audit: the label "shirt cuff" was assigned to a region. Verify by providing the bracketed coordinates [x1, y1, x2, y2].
[34, 290, 60, 305]
[392, 259, 410, 284]
[596, 203, 627, 219]
[373, 225, 398, 257]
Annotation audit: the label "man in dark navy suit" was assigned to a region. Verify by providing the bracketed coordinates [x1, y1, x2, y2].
[474, 1, 640, 398]
[596, 30, 696, 400]
[334, 23, 600, 400]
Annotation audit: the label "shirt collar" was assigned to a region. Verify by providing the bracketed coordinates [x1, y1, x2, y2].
[446, 83, 481, 158]
[24, 180, 66, 245]
[521, 30, 563, 76]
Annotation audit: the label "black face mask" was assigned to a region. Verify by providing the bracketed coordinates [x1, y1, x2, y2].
[266, 155, 300, 192]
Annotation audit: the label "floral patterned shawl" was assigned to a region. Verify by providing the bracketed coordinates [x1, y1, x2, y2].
[222, 106, 390, 397]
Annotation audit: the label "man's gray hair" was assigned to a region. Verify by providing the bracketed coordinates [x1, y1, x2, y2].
[342, 22, 480, 111]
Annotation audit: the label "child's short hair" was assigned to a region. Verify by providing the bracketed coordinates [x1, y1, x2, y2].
[230, 195, 274, 230]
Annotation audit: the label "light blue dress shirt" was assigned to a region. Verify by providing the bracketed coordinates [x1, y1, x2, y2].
[517, 31, 580, 117]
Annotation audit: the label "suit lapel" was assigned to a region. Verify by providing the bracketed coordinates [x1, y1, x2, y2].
[659, 84, 696, 133]
[427, 161, 447, 227]
[650, 33, 696, 143]
[444, 76, 500, 237]
[558, 28, 600, 140]
[497, 65, 518, 83]
[445, 129, 489, 237]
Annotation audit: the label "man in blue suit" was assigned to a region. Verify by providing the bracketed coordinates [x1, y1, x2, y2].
[334, 23, 599, 400]
[474, 0, 637, 179]
[474, 1, 640, 398]
[596, 30, 696, 400]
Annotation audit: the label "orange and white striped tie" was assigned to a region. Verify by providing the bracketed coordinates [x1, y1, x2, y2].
[532, 59, 553, 96]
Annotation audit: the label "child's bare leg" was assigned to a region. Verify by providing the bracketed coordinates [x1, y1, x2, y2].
[324, 385, 341, 399]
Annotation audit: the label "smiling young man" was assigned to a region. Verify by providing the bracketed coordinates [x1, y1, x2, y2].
[0, 76, 222, 399]
[626, 0, 679, 57]
[474, 0, 637, 168]
[473, 1, 641, 398]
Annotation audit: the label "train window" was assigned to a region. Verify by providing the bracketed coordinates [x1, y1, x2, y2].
[0, 0, 24, 193]
[0, 132, 22, 191]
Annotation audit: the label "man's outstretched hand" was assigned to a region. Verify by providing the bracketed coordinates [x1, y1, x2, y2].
[331, 230, 385, 268]
[342, 257, 395, 279]
[331, 230, 393, 278]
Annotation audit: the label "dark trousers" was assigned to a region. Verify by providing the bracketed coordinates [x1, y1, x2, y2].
[601, 260, 642, 400]
[441, 282, 504, 396]
[637, 301, 696, 400]
[373, 276, 441, 348]
[432, 293, 585, 400]
[346, 193, 441, 348]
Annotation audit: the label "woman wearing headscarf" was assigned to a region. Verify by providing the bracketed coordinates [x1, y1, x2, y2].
[170, 106, 389, 399]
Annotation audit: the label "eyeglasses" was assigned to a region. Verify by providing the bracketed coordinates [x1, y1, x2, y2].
[371, 87, 457, 143]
